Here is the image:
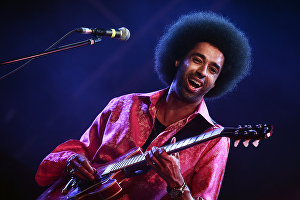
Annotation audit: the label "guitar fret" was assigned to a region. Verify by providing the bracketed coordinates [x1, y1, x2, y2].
[129, 156, 137, 165]
[140, 154, 145, 162]
[124, 161, 130, 169]
[118, 161, 123, 168]
[116, 162, 123, 170]
[122, 160, 128, 167]
[201, 133, 208, 140]
[163, 129, 224, 155]
[164, 144, 172, 152]
[166, 136, 196, 153]
[128, 157, 134, 165]
[137, 154, 143, 162]
[110, 163, 117, 172]
[103, 164, 113, 175]
[169, 143, 178, 151]
[182, 138, 192, 147]
[125, 159, 132, 167]
[101, 153, 144, 175]
[212, 129, 220, 137]
[196, 133, 205, 142]
[173, 140, 185, 149]
[188, 136, 197, 144]
[206, 129, 216, 138]
[131, 155, 140, 165]
[115, 162, 121, 170]
[115, 162, 122, 169]
[115, 163, 121, 170]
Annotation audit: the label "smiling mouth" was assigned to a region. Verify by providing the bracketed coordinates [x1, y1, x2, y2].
[188, 78, 202, 89]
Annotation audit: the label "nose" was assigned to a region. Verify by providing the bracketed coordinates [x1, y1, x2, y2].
[196, 64, 208, 78]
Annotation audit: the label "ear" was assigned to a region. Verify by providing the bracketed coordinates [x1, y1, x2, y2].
[175, 60, 180, 67]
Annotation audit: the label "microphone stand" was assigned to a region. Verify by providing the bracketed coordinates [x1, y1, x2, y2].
[0, 37, 102, 66]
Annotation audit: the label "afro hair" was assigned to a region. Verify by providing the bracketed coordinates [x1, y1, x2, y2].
[155, 11, 252, 98]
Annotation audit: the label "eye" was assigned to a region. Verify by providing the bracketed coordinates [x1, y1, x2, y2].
[192, 57, 203, 64]
[209, 66, 218, 74]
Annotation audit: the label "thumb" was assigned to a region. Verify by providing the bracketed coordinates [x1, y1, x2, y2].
[171, 137, 176, 144]
[171, 137, 180, 160]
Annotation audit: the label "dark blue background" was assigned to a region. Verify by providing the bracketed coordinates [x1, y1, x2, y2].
[1, 0, 299, 199]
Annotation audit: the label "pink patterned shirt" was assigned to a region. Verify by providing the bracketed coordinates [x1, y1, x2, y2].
[36, 89, 230, 200]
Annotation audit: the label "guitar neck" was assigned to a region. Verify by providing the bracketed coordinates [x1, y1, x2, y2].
[163, 127, 224, 154]
[101, 127, 225, 176]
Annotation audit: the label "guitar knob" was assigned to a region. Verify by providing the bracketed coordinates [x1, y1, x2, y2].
[234, 140, 241, 147]
[252, 140, 260, 147]
[256, 124, 263, 128]
[243, 140, 250, 147]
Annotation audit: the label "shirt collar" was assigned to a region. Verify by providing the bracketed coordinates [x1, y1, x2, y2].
[194, 98, 214, 125]
[138, 88, 214, 126]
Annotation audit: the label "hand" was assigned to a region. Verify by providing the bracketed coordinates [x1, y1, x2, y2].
[65, 154, 96, 181]
[145, 137, 185, 188]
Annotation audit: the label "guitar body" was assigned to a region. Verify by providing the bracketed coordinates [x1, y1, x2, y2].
[38, 147, 143, 200]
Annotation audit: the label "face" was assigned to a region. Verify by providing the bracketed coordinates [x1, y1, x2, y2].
[170, 42, 225, 103]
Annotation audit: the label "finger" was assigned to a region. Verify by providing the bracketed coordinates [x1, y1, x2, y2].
[152, 147, 162, 159]
[67, 161, 73, 171]
[145, 148, 163, 170]
[145, 151, 155, 168]
[159, 149, 174, 161]
[72, 170, 89, 181]
[78, 156, 95, 174]
[173, 152, 180, 160]
[67, 154, 79, 169]
[72, 160, 95, 181]
[152, 147, 165, 168]
[170, 137, 179, 159]
[171, 137, 176, 144]
[159, 149, 180, 170]
[77, 164, 95, 181]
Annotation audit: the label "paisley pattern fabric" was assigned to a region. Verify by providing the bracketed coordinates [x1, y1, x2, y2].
[35, 89, 230, 200]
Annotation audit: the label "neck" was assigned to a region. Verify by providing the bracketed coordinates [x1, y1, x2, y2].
[156, 89, 202, 127]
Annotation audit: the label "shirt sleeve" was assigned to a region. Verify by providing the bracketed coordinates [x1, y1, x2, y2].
[35, 104, 112, 187]
[190, 137, 230, 200]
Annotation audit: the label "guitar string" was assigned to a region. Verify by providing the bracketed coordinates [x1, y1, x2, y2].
[107, 128, 222, 175]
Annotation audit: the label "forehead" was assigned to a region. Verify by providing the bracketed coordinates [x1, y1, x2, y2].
[187, 42, 225, 66]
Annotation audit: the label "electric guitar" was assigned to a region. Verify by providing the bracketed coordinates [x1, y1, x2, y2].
[38, 124, 273, 200]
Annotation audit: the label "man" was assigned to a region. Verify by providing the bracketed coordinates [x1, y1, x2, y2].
[36, 11, 251, 200]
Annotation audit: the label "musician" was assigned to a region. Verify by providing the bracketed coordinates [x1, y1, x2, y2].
[36, 11, 251, 200]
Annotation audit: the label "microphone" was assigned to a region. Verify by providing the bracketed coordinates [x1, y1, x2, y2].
[76, 27, 130, 41]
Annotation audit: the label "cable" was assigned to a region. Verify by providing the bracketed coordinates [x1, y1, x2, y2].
[0, 28, 79, 81]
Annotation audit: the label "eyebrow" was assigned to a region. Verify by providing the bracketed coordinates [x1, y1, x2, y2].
[191, 53, 222, 71]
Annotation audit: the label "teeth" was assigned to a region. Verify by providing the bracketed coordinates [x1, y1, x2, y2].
[190, 79, 201, 88]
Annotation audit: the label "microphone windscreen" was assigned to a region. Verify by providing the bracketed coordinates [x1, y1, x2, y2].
[119, 27, 130, 41]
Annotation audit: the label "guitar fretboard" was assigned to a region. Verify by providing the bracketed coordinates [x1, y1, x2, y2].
[101, 127, 224, 176]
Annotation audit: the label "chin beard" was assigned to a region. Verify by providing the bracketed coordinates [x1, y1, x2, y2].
[176, 83, 204, 103]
